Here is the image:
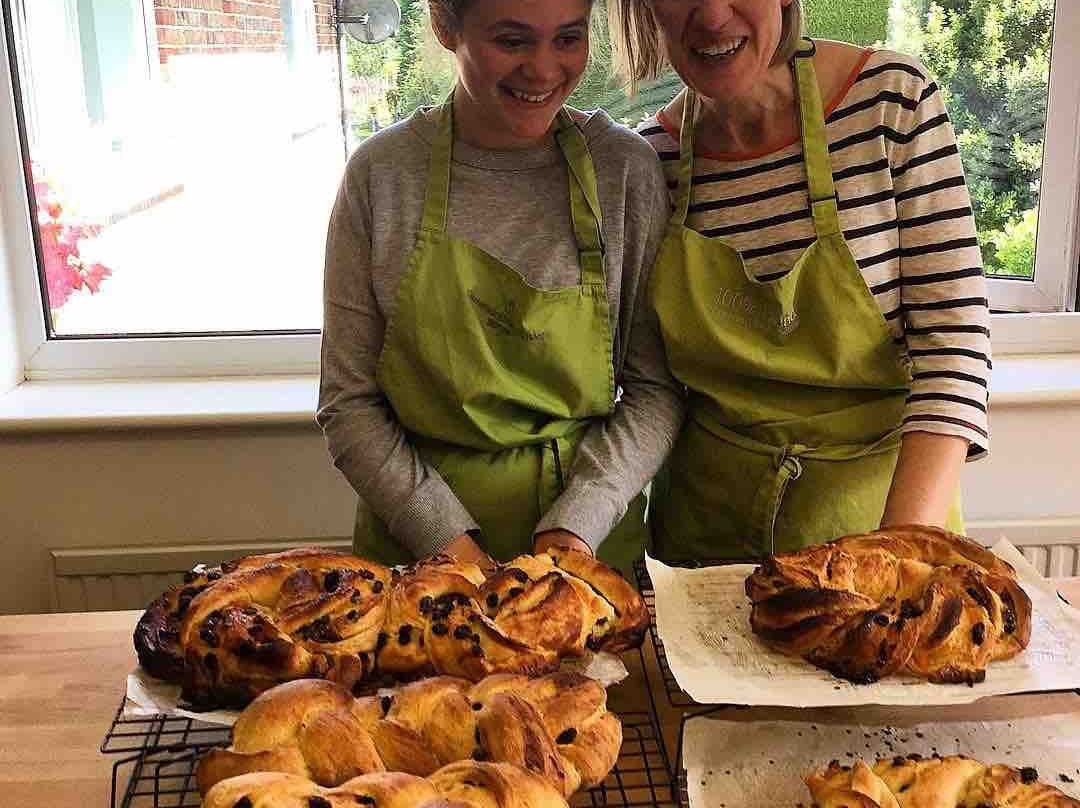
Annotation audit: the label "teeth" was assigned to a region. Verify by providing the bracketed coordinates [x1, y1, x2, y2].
[695, 37, 745, 57]
[507, 87, 555, 104]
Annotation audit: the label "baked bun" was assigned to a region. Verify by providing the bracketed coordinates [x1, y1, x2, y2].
[201, 764, 569, 808]
[806, 755, 1079, 808]
[745, 526, 1032, 684]
[195, 671, 621, 798]
[428, 761, 569, 808]
[201, 770, 439, 808]
[134, 547, 647, 709]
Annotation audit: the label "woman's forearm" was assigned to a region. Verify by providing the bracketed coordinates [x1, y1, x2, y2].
[879, 431, 970, 528]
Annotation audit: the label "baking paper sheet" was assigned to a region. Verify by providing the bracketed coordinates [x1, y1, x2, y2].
[683, 701, 1080, 808]
[646, 539, 1080, 707]
[122, 651, 630, 726]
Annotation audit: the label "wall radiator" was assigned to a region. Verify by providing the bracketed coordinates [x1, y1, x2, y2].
[50, 531, 1080, 613]
[50, 538, 351, 613]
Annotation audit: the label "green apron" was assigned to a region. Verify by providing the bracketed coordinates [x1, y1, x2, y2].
[650, 42, 963, 563]
[354, 99, 648, 572]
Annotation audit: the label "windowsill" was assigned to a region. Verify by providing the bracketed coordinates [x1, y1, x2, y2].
[0, 353, 1078, 434]
[990, 353, 1080, 406]
[0, 375, 319, 432]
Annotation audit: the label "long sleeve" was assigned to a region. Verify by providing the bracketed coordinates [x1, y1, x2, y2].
[316, 152, 479, 558]
[534, 153, 686, 551]
[884, 58, 992, 458]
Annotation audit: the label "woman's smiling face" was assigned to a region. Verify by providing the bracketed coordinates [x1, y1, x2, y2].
[439, 0, 592, 149]
[649, 0, 795, 101]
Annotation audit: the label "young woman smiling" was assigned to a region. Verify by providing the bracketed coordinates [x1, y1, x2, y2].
[610, 0, 991, 561]
[317, 0, 683, 573]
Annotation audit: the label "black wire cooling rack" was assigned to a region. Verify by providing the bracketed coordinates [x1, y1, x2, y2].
[101, 698, 677, 808]
[632, 558, 734, 808]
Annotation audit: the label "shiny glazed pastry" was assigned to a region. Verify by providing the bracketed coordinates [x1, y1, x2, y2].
[806, 755, 1079, 808]
[201, 761, 569, 808]
[134, 547, 647, 708]
[745, 526, 1032, 684]
[195, 671, 621, 799]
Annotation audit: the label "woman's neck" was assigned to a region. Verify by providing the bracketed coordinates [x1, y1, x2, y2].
[451, 85, 557, 151]
[691, 63, 799, 156]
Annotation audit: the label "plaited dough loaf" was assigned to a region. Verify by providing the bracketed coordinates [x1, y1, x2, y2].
[195, 671, 621, 798]
[805, 755, 1079, 808]
[201, 762, 569, 808]
[745, 526, 1032, 684]
[134, 547, 648, 709]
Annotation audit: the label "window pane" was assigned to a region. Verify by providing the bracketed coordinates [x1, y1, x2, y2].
[806, 0, 1055, 282]
[15, 0, 1056, 337]
[14, 0, 345, 336]
[349, 0, 1054, 286]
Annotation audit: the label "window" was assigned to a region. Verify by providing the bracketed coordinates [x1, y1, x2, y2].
[348, 0, 1080, 314]
[2, 0, 1078, 383]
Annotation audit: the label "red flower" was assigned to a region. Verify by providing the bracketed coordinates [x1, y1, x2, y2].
[31, 161, 114, 310]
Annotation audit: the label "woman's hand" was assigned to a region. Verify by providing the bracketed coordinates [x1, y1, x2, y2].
[533, 529, 594, 557]
[444, 533, 497, 574]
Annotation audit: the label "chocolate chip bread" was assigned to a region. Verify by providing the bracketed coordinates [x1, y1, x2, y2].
[806, 754, 1079, 808]
[134, 547, 648, 709]
[195, 671, 620, 799]
[745, 526, 1032, 684]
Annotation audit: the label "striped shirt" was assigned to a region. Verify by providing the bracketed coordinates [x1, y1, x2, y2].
[638, 48, 990, 459]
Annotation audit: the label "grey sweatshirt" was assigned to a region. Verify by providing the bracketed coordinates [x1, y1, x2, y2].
[317, 105, 684, 558]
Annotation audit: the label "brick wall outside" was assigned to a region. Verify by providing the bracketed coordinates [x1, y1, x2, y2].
[153, 0, 338, 64]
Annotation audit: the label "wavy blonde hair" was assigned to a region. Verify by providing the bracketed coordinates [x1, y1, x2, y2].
[607, 1, 804, 91]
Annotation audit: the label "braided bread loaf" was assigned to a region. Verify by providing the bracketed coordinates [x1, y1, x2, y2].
[745, 526, 1032, 684]
[134, 547, 647, 709]
[202, 762, 569, 808]
[806, 755, 1079, 808]
[195, 671, 620, 799]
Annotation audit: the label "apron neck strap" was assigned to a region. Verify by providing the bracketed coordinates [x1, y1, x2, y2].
[554, 109, 606, 287]
[421, 96, 455, 235]
[672, 88, 698, 227]
[673, 40, 840, 238]
[422, 98, 606, 287]
[793, 38, 841, 237]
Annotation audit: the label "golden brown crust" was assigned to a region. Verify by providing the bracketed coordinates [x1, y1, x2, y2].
[428, 761, 570, 808]
[202, 770, 442, 808]
[195, 671, 620, 799]
[135, 547, 646, 709]
[746, 526, 1032, 684]
[539, 547, 649, 652]
[202, 763, 571, 808]
[805, 755, 1080, 808]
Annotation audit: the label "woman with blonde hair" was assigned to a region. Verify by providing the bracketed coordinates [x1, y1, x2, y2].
[609, 1, 991, 560]
[318, 0, 683, 573]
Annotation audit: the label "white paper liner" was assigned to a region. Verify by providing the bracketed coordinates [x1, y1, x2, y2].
[646, 539, 1080, 707]
[122, 651, 629, 726]
[684, 705, 1080, 808]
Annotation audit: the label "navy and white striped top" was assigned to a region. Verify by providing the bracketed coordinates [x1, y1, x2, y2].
[638, 48, 991, 458]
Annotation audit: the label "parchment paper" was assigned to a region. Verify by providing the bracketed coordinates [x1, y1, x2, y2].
[122, 651, 630, 726]
[684, 701, 1080, 808]
[646, 540, 1080, 707]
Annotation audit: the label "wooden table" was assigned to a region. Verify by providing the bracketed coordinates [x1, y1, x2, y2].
[2, 578, 1078, 808]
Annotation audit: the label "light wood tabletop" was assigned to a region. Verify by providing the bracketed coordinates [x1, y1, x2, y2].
[1, 578, 1077, 808]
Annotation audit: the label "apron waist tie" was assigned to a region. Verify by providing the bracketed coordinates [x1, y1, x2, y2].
[689, 409, 904, 462]
[749, 448, 804, 557]
[689, 411, 906, 557]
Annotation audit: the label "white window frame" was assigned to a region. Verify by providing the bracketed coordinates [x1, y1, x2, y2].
[0, 0, 320, 381]
[987, 0, 1080, 314]
[2, 0, 1080, 387]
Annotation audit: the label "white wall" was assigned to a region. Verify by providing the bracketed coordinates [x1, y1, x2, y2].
[0, 423, 356, 615]
[1, 398, 1078, 615]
